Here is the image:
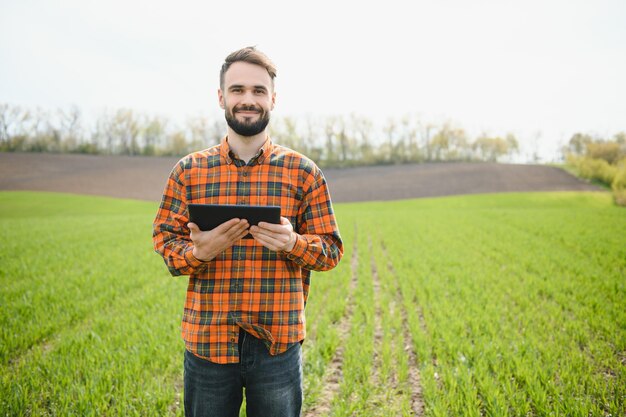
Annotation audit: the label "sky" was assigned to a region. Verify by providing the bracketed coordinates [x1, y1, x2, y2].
[1, 0, 625, 161]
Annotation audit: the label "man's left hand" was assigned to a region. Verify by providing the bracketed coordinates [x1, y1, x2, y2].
[250, 216, 297, 252]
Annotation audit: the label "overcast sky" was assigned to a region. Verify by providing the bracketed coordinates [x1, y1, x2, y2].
[1, 0, 625, 161]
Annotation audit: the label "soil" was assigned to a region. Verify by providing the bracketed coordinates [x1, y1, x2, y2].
[0, 152, 602, 203]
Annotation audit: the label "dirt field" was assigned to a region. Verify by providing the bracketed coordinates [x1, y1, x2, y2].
[0, 152, 601, 203]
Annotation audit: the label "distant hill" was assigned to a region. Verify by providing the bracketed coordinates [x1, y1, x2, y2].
[0, 152, 601, 203]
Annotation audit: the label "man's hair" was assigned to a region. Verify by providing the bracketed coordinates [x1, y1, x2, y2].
[220, 46, 277, 90]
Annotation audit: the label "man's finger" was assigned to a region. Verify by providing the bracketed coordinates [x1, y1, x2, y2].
[234, 228, 251, 241]
[214, 218, 243, 233]
[251, 233, 279, 251]
[256, 222, 282, 232]
[251, 227, 287, 245]
[222, 227, 250, 248]
[226, 221, 249, 239]
[259, 217, 292, 231]
[251, 224, 289, 240]
[249, 225, 273, 239]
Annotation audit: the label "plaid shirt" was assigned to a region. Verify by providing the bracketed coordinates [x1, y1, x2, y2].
[153, 136, 343, 364]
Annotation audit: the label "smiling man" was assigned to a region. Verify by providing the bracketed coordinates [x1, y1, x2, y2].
[153, 46, 343, 417]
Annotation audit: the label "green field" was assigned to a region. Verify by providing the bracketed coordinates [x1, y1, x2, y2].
[1, 191, 624, 416]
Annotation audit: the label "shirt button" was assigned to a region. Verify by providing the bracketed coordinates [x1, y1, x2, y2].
[230, 337, 236, 342]
[242, 172, 248, 177]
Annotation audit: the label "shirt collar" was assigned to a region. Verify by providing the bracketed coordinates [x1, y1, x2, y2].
[220, 135, 273, 165]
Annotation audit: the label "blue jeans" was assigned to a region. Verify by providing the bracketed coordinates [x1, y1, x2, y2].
[184, 330, 303, 417]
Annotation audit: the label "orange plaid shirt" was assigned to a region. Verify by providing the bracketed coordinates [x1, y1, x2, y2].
[153, 137, 343, 364]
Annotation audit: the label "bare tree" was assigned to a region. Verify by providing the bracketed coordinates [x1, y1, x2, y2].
[417, 121, 435, 161]
[0, 104, 28, 149]
[399, 114, 420, 163]
[505, 133, 519, 161]
[429, 122, 469, 161]
[472, 135, 510, 162]
[186, 115, 222, 152]
[350, 114, 375, 165]
[323, 116, 339, 166]
[270, 116, 303, 153]
[567, 133, 593, 156]
[92, 109, 139, 155]
[382, 118, 397, 164]
[301, 115, 323, 164]
[0, 103, 12, 145]
[142, 115, 169, 156]
[58, 106, 83, 152]
[164, 130, 189, 156]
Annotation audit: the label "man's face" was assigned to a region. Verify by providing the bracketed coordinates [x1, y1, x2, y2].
[219, 61, 276, 137]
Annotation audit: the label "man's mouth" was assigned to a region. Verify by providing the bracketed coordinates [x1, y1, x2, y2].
[235, 107, 261, 116]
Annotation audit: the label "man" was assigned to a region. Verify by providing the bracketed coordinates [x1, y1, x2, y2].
[153, 46, 343, 417]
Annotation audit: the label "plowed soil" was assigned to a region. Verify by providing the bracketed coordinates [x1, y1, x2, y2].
[0, 152, 601, 203]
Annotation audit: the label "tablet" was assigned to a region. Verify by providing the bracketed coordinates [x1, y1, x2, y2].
[187, 204, 281, 238]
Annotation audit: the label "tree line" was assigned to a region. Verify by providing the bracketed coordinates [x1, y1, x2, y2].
[3, 103, 520, 167]
[563, 132, 626, 206]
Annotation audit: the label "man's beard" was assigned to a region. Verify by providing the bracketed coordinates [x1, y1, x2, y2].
[225, 105, 270, 137]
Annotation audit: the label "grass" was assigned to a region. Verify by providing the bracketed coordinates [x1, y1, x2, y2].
[1, 190, 625, 416]
[0, 192, 187, 416]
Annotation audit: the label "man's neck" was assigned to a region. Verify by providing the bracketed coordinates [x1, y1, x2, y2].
[227, 130, 267, 163]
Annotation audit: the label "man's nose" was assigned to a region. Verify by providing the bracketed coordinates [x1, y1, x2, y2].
[241, 90, 256, 105]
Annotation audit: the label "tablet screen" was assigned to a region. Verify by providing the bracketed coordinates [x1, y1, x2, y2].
[187, 204, 281, 238]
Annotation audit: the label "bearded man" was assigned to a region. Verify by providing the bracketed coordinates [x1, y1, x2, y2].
[153, 46, 343, 417]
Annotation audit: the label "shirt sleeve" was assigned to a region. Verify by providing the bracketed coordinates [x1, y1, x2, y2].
[285, 166, 343, 271]
[152, 159, 206, 276]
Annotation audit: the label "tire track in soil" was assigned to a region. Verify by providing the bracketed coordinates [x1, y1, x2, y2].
[370, 235, 411, 414]
[304, 224, 360, 417]
[368, 236, 386, 411]
[381, 240, 425, 416]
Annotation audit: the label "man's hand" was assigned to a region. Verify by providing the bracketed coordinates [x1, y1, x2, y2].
[250, 217, 297, 252]
[188, 218, 249, 262]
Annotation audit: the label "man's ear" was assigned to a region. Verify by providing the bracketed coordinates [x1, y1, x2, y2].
[271, 91, 276, 110]
[218, 89, 225, 109]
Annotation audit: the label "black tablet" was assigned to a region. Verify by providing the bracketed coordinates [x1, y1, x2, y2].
[187, 204, 281, 238]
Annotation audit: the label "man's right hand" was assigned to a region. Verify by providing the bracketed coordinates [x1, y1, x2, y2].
[188, 218, 249, 262]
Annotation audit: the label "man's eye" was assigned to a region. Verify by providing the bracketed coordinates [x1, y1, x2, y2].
[255, 89, 266, 95]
